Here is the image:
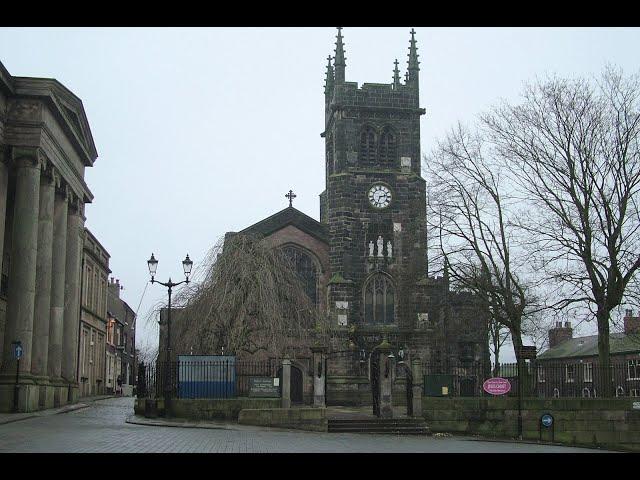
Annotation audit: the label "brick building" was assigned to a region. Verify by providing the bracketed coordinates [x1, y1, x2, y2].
[536, 312, 640, 398]
[210, 29, 489, 405]
[107, 278, 136, 396]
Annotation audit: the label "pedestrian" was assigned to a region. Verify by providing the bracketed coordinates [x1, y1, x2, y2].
[117, 375, 122, 396]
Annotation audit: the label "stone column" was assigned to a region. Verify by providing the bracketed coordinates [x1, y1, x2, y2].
[0, 150, 41, 412]
[311, 346, 327, 407]
[281, 359, 291, 409]
[0, 155, 9, 288]
[61, 199, 84, 404]
[48, 187, 67, 395]
[0, 155, 8, 364]
[31, 169, 55, 408]
[411, 357, 422, 418]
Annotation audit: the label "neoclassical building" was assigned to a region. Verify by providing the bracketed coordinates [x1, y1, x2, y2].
[0, 60, 98, 412]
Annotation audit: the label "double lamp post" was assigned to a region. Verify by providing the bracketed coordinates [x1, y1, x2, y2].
[147, 253, 193, 416]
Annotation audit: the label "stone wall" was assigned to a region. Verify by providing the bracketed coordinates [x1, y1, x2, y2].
[238, 407, 327, 432]
[135, 397, 281, 421]
[422, 397, 640, 452]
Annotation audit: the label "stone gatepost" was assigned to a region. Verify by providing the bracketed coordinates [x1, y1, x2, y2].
[374, 338, 393, 419]
[311, 345, 327, 407]
[281, 359, 291, 409]
[411, 357, 422, 418]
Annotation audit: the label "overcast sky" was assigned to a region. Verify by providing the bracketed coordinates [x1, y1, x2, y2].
[1, 27, 639, 361]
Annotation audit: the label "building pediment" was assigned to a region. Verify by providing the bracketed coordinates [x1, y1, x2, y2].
[11, 73, 98, 166]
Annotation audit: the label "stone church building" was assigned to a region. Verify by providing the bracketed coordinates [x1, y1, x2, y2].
[221, 29, 490, 405]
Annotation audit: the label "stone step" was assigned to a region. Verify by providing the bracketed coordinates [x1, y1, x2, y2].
[328, 418, 431, 435]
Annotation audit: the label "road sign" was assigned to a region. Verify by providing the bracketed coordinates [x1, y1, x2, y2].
[483, 377, 511, 395]
[541, 413, 553, 427]
[13, 343, 22, 360]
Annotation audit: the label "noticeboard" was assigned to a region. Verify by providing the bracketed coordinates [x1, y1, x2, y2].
[249, 376, 280, 398]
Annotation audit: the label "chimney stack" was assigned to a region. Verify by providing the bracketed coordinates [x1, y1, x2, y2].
[624, 309, 640, 335]
[109, 276, 121, 299]
[549, 321, 573, 348]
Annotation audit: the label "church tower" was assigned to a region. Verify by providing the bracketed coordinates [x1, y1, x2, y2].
[321, 28, 428, 336]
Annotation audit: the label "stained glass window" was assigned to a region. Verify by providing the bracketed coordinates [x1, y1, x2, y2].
[282, 246, 319, 306]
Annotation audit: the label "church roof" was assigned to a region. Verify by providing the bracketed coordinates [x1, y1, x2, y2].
[229, 206, 328, 245]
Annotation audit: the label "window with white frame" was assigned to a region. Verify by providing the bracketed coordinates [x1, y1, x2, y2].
[582, 387, 591, 398]
[537, 365, 545, 383]
[616, 386, 625, 397]
[631, 389, 640, 397]
[583, 363, 593, 383]
[553, 388, 560, 398]
[565, 364, 576, 383]
[628, 359, 640, 380]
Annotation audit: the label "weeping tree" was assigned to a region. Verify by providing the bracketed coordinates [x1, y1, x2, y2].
[483, 67, 640, 395]
[165, 234, 328, 359]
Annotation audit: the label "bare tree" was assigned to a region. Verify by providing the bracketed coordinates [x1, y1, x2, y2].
[167, 234, 326, 359]
[483, 67, 640, 394]
[425, 123, 541, 383]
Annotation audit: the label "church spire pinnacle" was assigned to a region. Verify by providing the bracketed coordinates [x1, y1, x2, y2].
[393, 58, 401, 89]
[406, 28, 420, 88]
[334, 27, 346, 83]
[324, 55, 335, 95]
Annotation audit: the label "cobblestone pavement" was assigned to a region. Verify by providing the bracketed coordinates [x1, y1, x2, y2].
[0, 397, 612, 453]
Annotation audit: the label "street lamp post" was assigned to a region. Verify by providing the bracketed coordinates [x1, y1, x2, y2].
[147, 253, 193, 417]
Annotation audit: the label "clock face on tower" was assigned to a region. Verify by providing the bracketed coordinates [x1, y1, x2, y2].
[368, 184, 392, 209]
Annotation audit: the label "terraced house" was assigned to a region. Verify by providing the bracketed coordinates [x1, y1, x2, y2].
[537, 312, 640, 398]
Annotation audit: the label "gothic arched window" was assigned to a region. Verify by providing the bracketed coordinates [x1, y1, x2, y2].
[363, 274, 395, 324]
[359, 126, 377, 163]
[379, 128, 397, 164]
[282, 246, 319, 306]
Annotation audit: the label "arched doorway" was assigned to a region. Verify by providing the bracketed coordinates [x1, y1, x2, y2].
[277, 364, 304, 404]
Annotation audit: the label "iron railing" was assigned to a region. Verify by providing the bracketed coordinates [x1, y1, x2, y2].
[420, 360, 640, 398]
[138, 359, 281, 399]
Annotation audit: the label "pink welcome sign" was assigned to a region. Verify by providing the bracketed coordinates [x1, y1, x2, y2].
[483, 377, 511, 395]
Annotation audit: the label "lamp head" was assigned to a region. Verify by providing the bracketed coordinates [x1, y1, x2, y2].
[147, 253, 158, 279]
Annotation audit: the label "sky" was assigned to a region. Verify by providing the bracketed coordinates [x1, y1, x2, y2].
[1, 27, 639, 362]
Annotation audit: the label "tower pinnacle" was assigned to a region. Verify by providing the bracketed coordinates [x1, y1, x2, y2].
[324, 55, 334, 95]
[407, 28, 420, 87]
[334, 27, 346, 83]
[393, 59, 401, 89]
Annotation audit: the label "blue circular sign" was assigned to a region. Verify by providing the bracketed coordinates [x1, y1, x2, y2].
[541, 414, 553, 428]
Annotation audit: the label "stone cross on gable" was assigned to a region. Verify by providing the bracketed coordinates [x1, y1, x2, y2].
[285, 189, 297, 207]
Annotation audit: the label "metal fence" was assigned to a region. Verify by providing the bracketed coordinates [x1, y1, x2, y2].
[137, 359, 281, 399]
[421, 360, 640, 398]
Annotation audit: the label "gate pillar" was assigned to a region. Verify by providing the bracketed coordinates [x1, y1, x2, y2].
[311, 346, 327, 407]
[374, 338, 393, 418]
[281, 359, 291, 409]
[411, 357, 422, 418]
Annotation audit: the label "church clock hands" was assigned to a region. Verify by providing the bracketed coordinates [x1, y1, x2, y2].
[368, 184, 392, 209]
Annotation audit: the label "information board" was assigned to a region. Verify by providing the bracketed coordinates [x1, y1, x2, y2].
[249, 376, 280, 398]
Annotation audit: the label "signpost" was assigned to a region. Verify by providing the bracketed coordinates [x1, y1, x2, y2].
[539, 413, 554, 442]
[11, 341, 22, 413]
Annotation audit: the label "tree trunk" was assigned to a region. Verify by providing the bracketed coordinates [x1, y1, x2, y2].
[596, 309, 612, 397]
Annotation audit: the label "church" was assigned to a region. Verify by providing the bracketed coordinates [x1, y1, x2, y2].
[221, 28, 490, 405]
